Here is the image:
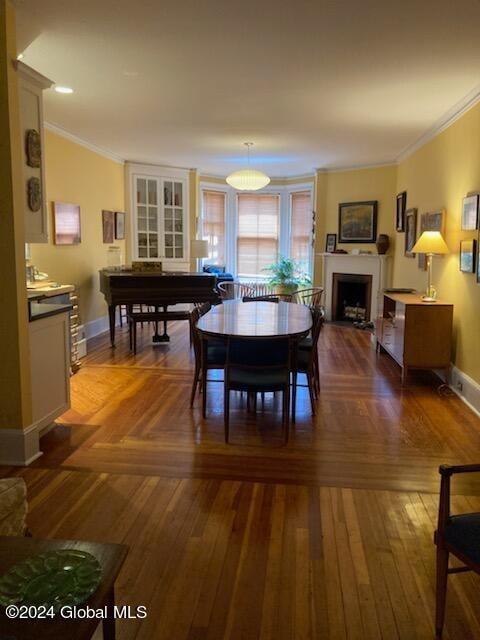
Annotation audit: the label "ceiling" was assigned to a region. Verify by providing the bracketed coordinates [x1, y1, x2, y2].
[12, 0, 480, 177]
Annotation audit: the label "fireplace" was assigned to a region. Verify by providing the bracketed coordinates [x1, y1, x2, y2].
[332, 273, 373, 322]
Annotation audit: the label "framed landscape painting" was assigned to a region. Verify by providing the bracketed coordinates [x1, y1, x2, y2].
[404, 208, 417, 257]
[418, 209, 446, 269]
[396, 191, 407, 232]
[53, 202, 81, 245]
[462, 194, 478, 230]
[460, 239, 476, 273]
[338, 201, 377, 243]
[102, 210, 114, 244]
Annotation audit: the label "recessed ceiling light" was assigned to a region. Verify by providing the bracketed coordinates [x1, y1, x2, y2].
[17, 53, 24, 60]
[55, 86, 74, 94]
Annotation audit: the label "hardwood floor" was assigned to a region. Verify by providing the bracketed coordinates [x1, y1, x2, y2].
[2, 321, 480, 638]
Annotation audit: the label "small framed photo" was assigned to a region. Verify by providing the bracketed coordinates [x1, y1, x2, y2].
[396, 191, 407, 232]
[460, 239, 476, 273]
[404, 208, 418, 257]
[115, 211, 125, 240]
[102, 210, 114, 243]
[462, 194, 478, 230]
[325, 233, 337, 252]
[338, 201, 377, 243]
[53, 202, 81, 245]
[477, 239, 480, 283]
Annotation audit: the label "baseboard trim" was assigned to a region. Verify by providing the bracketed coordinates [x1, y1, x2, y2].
[0, 423, 43, 466]
[85, 315, 111, 340]
[448, 365, 480, 419]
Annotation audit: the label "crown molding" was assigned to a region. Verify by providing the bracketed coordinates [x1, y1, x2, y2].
[396, 83, 480, 163]
[315, 160, 397, 174]
[44, 121, 125, 164]
[199, 172, 315, 183]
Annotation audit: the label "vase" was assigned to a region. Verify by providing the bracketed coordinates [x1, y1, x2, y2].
[376, 234, 390, 255]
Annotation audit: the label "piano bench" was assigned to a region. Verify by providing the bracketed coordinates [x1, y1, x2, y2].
[127, 309, 193, 353]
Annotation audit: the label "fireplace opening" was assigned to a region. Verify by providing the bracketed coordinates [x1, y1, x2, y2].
[332, 273, 373, 322]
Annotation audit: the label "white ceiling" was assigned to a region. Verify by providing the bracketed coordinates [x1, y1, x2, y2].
[13, 0, 480, 177]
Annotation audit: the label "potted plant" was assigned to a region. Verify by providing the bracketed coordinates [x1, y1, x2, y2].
[263, 256, 311, 294]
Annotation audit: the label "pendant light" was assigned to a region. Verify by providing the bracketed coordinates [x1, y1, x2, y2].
[226, 142, 270, 191]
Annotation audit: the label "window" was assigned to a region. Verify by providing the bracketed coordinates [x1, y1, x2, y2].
[202, 190, 226, 264]
[237, 194, 280, 278]
[290, 191, 312, 272]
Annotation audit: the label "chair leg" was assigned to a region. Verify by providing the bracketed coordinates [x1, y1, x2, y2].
[291, 371, 297, 424]
[307, 370, 316, 416]
[283, 386, 290, 444]
[190, 364, 201, 407]
[435, 547, 449, 639]
[224, 387, 230, 443]
[133, 321, 137, 355]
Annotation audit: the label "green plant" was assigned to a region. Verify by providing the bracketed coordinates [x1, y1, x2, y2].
[263, 256, 311, 290]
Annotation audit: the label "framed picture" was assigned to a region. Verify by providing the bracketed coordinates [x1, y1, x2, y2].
[477, 237, 480, 283]
[115, 211, 125, 240]
[462, 194, 478, 230]
[325, 233, 337, 252]
[418, 209, 446, 269]
[338, 201, 377, 243]
[102, 210, 114, 243]
[53, 202, 81, 245]
[460, 239, 476, 273]
[404, 208, 418, 257]
[396, 191, 407, 232]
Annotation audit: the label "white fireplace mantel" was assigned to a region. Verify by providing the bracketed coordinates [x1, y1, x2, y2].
[319, 253, 391, 321]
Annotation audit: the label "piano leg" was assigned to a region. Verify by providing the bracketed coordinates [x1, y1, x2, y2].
[152, 305, 170, 343]
[109, 305, 116, 348]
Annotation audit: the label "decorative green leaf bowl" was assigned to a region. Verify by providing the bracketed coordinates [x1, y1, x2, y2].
[0, 549, 102, 612]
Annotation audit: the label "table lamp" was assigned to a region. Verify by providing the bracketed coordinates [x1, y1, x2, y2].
[191, 239, 209, 271]
[411, 231, 449, 302]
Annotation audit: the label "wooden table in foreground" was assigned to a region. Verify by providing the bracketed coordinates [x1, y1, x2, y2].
[196, 300, 313, 338]
[0, 536, 128, 640]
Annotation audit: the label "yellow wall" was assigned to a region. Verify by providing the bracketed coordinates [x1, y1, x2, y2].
[30, 130, 125, 325]
[0, 0, 32, 429]
[393, 102, 480, 381]
[314, 165, 397, 283]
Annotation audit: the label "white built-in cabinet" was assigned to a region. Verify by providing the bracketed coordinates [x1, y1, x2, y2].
[15, 61, 53, 244]
[126, 163, 190, 270]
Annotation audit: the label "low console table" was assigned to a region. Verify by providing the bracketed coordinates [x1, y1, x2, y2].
[375, 292, 453, 383]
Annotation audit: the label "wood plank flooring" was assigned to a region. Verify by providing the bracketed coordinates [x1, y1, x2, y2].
[2, 321, 480, 638]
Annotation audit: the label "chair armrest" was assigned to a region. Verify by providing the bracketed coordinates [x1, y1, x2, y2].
[439, 463, 480, 476]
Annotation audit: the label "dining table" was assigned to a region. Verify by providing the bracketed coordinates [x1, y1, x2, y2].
[196, 300, 313, 339]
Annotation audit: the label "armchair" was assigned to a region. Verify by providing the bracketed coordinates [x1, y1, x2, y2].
[434, 463, 480, 638]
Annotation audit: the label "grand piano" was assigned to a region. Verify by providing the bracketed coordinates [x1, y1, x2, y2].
[99, 268, 219, 347]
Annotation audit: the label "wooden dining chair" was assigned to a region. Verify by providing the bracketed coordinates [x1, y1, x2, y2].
[434, 463, 480, 638]
[291, 307, 325, 422]
[190, 304, 226, 415]
[295, 287, 324, 308]
[242, 293, 294, 303]
[223, 336, 292, 444]
[217, 281, 254, 301]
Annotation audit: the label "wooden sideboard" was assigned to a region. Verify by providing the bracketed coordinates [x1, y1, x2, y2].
[375, 293, 453, 383]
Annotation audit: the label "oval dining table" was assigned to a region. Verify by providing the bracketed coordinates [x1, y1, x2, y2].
[196, 300, 313, 339]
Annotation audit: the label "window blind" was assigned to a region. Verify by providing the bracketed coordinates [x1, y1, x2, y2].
[237, 194, 279, 278]
[202, 190, 226, 264]
[290, 191, 312, 271]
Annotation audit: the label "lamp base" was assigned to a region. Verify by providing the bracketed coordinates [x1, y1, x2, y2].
[421, 295, 437, 303]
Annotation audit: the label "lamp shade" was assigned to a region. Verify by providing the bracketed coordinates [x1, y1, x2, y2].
[226, 169, 270, 191]
[412, 231, 449, 254]
[191, 239, 209, 259]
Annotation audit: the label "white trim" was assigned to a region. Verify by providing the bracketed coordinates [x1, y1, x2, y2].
[44, 121, 125, 164]
[14, 60, 53, 89]
[316, 161, 397, 173]
[396, 84, 480, 163]
[0, 423, 42, 466]
[85, 315, 111, 340]
[446, 365, 480, 419]
[199, 172, 315, 183]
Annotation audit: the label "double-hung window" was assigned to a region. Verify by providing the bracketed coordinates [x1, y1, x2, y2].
[237, 193, 280, 279]
[290, 190, 312, 274]
[202, 190, 226, 265]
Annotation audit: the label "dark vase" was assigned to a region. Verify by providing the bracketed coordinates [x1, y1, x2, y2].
[376, 234, 390, 255]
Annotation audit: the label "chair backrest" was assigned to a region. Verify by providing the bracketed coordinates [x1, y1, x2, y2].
[310, 307, 325, 351]
[242, 293, 294, 303]
[190, 303, 211, 362]
[296, 287, 324, 308]
[226, 336, 291, 371]
[218, 281, 255, 301]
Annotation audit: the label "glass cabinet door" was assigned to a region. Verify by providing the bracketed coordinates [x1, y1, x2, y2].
[135, 176, 159, 259]
[163, 180, 184, 259]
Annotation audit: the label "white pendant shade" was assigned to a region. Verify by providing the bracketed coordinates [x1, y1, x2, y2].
[226, 168, 270, 191]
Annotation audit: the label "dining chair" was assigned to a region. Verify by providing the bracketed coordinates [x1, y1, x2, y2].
[434, 463, 480, 638]
[242, 293, 294, 303]
[295, 287, 324, 308]
[223, 336, 292, 444]
[291, 307, 325, 421]
[190, 304, 226, 415]
[217, 281, 255, 301]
